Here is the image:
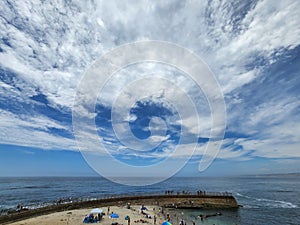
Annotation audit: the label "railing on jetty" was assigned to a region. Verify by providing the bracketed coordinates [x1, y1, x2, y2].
[65, 191, 233, 204]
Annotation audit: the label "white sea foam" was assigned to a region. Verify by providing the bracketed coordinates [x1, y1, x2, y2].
[235, 192, 298, 209]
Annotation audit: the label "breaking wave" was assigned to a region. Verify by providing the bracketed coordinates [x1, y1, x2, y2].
[235, 192, 298, 209]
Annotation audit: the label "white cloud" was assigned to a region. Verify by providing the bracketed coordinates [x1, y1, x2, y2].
[0, 109, 76, 150]
[0, 0, 299, 163]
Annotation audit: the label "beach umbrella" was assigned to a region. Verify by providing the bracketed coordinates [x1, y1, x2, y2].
[110, 213, 119, 218]
[90, 208, 103, 214]
[161, 221, 172, 225]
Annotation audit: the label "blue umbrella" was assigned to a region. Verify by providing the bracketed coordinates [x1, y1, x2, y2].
[110, 213, 119, 218]
[161, 221, 172, 225]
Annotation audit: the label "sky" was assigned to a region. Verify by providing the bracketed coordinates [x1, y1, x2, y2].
[0, 0, 299, 180]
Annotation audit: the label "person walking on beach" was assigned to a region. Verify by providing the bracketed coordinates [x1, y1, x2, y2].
[154, 215, 157, 224]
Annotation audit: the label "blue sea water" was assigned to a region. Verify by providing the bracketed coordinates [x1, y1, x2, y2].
[0, 175, 299, 225]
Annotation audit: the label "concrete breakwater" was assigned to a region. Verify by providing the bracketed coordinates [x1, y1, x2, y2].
[0, 191, 238, 224]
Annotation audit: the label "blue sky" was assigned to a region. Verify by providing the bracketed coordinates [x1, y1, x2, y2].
[0, 0, 300, 178]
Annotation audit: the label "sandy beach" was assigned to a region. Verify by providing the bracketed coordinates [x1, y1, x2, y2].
[8, 204, 165, 225]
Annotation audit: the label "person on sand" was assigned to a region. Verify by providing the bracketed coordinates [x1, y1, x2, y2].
[180, 219, 184, 225]
[83, 215, 89, 223]
[153, 215, 157, 224]
[89, 214, 94, 223]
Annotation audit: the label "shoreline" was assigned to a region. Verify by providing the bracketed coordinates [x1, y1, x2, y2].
[0, 192, 238, 224]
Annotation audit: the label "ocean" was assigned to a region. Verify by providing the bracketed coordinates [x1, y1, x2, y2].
[0, 175, 299, 225]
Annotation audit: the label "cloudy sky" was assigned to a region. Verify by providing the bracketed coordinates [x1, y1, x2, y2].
[0, 0, 299, 178]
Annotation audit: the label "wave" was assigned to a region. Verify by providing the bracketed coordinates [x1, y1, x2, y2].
[8, 185, 52, 190]
[274, 190, 293, 193]
[234, 192, 298, 209]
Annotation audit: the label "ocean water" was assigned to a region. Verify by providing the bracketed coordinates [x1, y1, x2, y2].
[0, 175, 299, 225]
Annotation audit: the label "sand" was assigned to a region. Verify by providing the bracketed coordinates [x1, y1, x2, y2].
[8, 204, 165, 225]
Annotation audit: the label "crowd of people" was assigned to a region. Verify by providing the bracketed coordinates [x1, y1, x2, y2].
[83, 212, 104, 223]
